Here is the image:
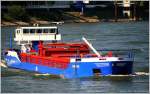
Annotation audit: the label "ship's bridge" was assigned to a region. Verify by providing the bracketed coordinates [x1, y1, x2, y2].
[14, 26, 61, 44]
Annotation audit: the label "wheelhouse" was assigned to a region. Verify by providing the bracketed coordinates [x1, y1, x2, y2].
[22, 27, 58, 34]
[14, 26, 61, 44]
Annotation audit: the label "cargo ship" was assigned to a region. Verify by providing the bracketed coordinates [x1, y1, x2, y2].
[4, 26, 133, 78]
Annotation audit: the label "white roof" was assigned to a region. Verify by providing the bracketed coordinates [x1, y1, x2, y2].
[19, 26, 57, 29]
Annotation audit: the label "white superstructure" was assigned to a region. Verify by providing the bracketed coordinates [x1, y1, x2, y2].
[14, 26, 61, 44]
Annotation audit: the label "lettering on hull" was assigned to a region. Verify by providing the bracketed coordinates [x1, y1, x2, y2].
[94, 63, 110, 67]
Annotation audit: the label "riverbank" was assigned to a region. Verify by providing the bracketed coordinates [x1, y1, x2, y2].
[1, 18, 142, 27]
[2, 7, 147, 27]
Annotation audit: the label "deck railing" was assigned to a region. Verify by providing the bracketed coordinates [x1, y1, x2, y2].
[20, 53, 70, 69]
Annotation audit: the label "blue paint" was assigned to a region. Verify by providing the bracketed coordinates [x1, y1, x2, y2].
[5, 56, 133, 79]
[5, 56, 21, 66]
[112, 61, 133, 74]
[5, 56, 65, 75]
[32, 41, 39, 52]
[65, 62, 112, 78]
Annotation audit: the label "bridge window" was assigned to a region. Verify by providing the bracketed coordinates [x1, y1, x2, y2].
[47, 29, 56, 33]
[43, 29, 49, 33]
[23, 29, 30, 33]
[30, 29, 35, 33]
[48, 29, 52, 33]
[51, 29, 56, 33]
[37, 29, 42, 33]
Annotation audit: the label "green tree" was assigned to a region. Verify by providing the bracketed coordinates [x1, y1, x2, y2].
[3, 13, 13, 21]
[7, 5, 30, 21]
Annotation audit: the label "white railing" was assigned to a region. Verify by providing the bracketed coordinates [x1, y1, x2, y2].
[14, 34, 61, 41]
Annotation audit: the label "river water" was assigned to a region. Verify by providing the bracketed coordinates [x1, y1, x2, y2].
[1, 21, 149, 93]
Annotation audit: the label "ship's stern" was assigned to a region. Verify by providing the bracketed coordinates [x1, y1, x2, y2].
[111, 61, 133, 74]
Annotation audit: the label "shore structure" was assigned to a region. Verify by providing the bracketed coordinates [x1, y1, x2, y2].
[1, 1, 148, 26]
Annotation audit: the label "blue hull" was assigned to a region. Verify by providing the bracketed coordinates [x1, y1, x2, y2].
[5, 56, 133, 78]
